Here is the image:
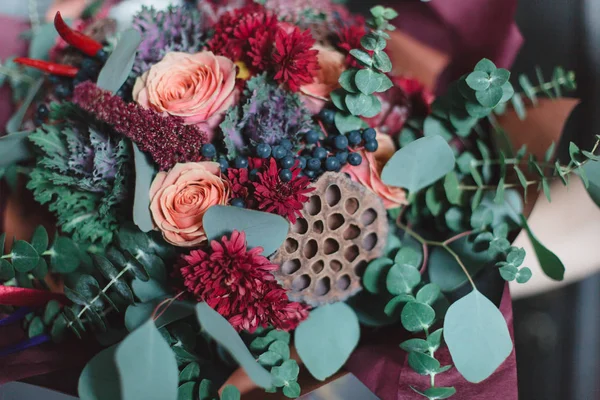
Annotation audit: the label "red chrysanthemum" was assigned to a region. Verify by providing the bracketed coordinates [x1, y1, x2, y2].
[252, 158, 315, 223]
[271, 27, 319, 91]
[207, 5, 278, 70]
[335, 24, 368, 67]
[178, 230, 309, 332]
[227, 167, 251, 200]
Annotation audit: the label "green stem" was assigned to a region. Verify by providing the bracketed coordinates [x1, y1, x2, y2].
[68, 265, 132, 327]
[1, 254, 12, 259]
[423, 327, 436, 388]
[397, 222, 476, 290]
[41, 250, 53, 257]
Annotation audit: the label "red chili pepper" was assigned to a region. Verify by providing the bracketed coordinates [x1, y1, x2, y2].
[14, 57, 79, 77]
[54, 11, 103, 57]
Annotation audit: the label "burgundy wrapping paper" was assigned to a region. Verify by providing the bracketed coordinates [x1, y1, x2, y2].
[389, 0, 523, 93]
[346, 284, 518, 400]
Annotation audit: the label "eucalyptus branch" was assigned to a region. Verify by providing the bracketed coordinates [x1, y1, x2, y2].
[396, 221, 476, 290]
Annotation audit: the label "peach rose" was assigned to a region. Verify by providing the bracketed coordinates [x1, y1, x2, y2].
[133, 51, 237, 140]
[342, 132, 408, 209]
[149, 162, 231, 247]
[300, 45, 345, 114]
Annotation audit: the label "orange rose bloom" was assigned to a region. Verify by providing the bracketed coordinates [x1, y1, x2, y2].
[149, 162, 231, 247]
[133, 51, 237, 140]
[342, 133, 408, 209]
[300, 45, 345, 114]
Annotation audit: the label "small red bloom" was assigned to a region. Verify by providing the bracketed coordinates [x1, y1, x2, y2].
[271, 27, 319, 91]
[178, 230, 309, 332]
[227, 167, 251, 200]
[335, 24, 368, 67]
[252, 158, 315, 223]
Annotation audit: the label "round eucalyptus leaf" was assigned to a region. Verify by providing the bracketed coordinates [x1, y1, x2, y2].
[74, 274, 102, 304]
[516, 267, 532, 284]
[445, 207, 466, 232]
[475, 86, 504, 108]
[179, 362, 201, 383]
[384, 294, 414, 318]
[498, 265, 518, 281]
[198, 379, 216, 400]
[363, 257, 394, 294]
[271, 359, 300, 387]
[28, 316, 45, 337]
[507, 247, 526, 266]
[386, 264, 421, 295]
[0, 259, 15, 281]
[427, 328, 444, 351]
[177, 382, 196, 400]
[490, 68, 510, 87]
[137, 252, 167, 281]
[50, 236, 81, 273]
[424, 386, 457, 399]
[394, 246, 422, 268]
[117, 222, 150, 255]
[257, 350, 283, 367]
[0, 232, 5, 256]
[282, 381, 301, 398]
[399, 338, 429, 353]
[78, 345, 123, 400]
[31, 258, 48, 279]
[85, 307, 107, 332]
[416, 283, 441, 305]
[124, 250, 150, 281]
[12, 240, 40, 273]
[92, 255, 135, 304]
[474, 58, 497, 74]
[465, 71, 491, 91]
[31, 226, 49, 254]
[408, 351, 440, 375]
[401, 301, 435, 332]
[221, 385, 241, 400]
[43, 299, 61, 325]
[51, 313, 68, 343]
[269, 340, 291, 360]
[132, 278, 169, 302]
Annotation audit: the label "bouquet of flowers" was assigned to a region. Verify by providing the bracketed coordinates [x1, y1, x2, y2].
[0, 0, 598, 399]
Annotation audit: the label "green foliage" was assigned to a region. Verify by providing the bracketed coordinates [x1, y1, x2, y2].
[202, 206, 289, 256]
[443, 290, 513, 383]
[363, 238, 453, 396]
[27, 121, 133, 246]
[0, 226, 83, 285]
[195, 302, 273, 389]
[331, 6, 397, 132]
[246, 328, 300, 398]
[295, 302, 360, 381]
[424, 59, 514, 140]
[381, 136, 456, 195]
[506, 66, 576, 120]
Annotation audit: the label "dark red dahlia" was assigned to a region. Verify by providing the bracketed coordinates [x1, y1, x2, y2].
[178, 230, 309, 332]
[252, 158, 315, 224]
[271, 27, 319, 91]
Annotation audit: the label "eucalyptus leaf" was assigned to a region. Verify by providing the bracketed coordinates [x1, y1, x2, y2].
[221, 385, 241, 400]
[0, 130, 33, 167]
[132, 278, 169, 302]
[11, 240, 40, 273]
[31, 226, 49, 254]
[520, 215, 564, 280]
[132, 143, 156, 233]
[355, 69, 382, 95]
[416, 283, 441, 305]
[50, 236, 81, 273]
[195, 302, 273, 388]
[295, 302, 360, 381]
[400, 338, 429, 353]
[115, 319, 179, 400]
[382, 136, 455, 193]
[78, 345, 123, 400]
[334, 112, 364, 134]
[582, 159, 600, 208]
[363, 257, 394, 294]
[97, 29, 142, 93]
[444, 289, 513, 383]
[203, 206, 289, 256]
[0, 259, 15, 281]
[401, 301, 435, 332]
[125, 299, 193, 332]
[179, 362, 201, 383]
[408, 351, 440, 375]
[386, 263, 421, 295]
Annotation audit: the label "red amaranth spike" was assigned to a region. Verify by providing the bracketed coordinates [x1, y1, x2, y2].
[72, 82, 208, 170]
[13, 57, 78, 77]
[54, 11, 103, 57]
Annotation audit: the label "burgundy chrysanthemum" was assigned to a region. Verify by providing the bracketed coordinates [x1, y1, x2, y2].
[335, 24, 370, 67]
[178, 230, 309, 332]
[227, 167, 251, 200]
[207, 5, 278, 70]
[271, 27, 319, 91]
[252, 158, 314, 223]
[72, 82, 207, 170]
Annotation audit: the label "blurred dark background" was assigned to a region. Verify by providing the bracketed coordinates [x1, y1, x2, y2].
[505, 0, 599, 399]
